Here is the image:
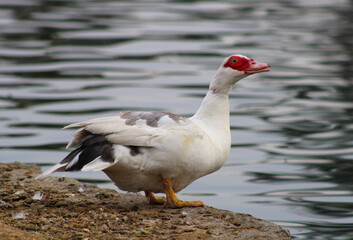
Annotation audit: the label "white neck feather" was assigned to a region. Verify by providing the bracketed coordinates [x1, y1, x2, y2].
[190, 67, 246, 151]
[191, 90, 230, 124]
[191, 67, 245, 123]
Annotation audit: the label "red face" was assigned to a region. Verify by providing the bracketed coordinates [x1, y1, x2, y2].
[223, 56, 251, 71]
[224, 55, 270, 74]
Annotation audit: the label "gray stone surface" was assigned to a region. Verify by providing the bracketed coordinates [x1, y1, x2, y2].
[0, 162, 291, 239]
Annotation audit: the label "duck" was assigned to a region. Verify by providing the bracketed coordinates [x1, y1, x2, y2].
[36, 54, 270, 208]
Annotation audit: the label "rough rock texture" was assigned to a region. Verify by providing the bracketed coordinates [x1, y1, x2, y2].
[0, 162, 291, 239]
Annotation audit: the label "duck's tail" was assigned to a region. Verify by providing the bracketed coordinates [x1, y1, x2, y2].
[35, 134, 115, 179]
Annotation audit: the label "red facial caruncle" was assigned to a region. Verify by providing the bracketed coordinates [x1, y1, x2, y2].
[224, 56, 251, 71]
[224, 56, 270, 74]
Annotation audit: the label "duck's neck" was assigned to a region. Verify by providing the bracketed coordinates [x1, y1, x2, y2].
[191, 70, 236, 124]
[190, 70, 245, 147]
[191, 82, 232, 143]
[190, 88, 231, 154]
[191, 90, 230, 124]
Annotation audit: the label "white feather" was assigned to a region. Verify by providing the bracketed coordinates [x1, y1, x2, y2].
[81, 157, 115, 172]
[35, 163, 67, 179]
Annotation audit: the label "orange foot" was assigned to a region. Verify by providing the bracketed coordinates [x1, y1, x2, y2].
[162, 178, 205, 208]
[144, 191, 166, 205]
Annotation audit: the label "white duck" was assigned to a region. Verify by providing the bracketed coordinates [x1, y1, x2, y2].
[36, 54, 270, 208]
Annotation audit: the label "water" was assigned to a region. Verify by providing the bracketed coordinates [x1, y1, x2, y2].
[1, 0, 352, 239]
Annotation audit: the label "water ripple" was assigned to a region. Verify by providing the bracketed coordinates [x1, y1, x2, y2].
[260, 143, 353, 157]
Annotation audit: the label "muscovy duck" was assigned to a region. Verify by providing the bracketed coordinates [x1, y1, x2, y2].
[36, 54, 270, 208]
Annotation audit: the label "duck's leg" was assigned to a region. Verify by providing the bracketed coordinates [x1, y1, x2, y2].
[162, 178, 205, 208]
[144, 191, 166, 205]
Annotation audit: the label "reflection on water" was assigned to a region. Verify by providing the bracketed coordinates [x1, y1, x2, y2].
[1, 0, 353, 239]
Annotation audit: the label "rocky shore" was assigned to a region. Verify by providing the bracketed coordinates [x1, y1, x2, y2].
[0, 162, 291, 239]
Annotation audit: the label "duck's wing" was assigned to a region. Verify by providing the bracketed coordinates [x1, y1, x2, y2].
[65, 111, 188, 148]
[36, 111, 193, 178]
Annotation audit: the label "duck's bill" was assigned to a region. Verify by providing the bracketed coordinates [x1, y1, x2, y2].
[244, 62, 271, 74]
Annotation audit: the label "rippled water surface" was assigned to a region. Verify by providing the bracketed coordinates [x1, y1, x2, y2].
[1, 0, 353, 239]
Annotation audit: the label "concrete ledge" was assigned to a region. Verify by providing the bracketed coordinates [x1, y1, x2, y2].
[0, 162, 291, 239]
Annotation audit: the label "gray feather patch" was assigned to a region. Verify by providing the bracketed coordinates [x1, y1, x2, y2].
[121, 111, 185, 127]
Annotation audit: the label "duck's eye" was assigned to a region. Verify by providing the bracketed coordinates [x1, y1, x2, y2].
[232, 59, 237, 63]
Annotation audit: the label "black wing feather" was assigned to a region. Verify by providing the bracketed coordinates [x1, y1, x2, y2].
[63, 134, 114, 171]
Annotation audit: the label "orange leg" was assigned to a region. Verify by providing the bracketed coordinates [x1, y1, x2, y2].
[144, 191, 166, 205]
[162, 178, 205, 208]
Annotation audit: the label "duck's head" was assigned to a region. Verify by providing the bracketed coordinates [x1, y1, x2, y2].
[223, 54, 270, 75]
[211, 54, 270, 94]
